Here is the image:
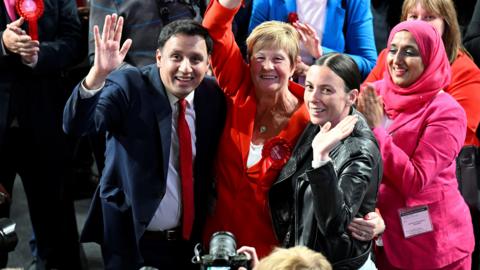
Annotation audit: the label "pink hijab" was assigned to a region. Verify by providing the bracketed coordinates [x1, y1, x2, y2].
[378, 20, 451, 119]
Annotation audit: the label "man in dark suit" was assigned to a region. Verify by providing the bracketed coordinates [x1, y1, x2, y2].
[63, 15, 225, 269]
[84, 0, 207, 181]
[0, 0, 83, 268]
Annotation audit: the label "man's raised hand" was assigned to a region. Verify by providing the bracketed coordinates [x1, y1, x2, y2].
[85, 14, 132, 90]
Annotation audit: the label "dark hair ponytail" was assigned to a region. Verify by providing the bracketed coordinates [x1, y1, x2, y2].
[314, 53, 361, 92]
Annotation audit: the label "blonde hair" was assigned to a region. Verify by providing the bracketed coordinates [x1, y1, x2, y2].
[401, 0, 461, 63]
[255, 246, 332, 270]
[246, 21, 300, 67]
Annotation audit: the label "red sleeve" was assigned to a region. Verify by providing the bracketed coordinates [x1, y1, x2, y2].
[203, 0, 250, 97]
[447, 51, 480, 146]
[362, 49, 387, 87]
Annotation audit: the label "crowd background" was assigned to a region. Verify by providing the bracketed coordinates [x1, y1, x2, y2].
[1, 0, 480, 269]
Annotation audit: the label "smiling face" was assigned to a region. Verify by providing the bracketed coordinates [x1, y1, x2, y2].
[387, 31, 425, 87]
[249, 47, 295, 95]
[156, 34, 210, 98]
[406, 3, 445, 36]
[304, 65, 357, 126]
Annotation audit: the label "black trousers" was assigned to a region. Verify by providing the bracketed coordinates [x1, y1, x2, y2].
[101, 233, 200, 270]
[139, 236, 199, 270]
[0, 127, 82, 269]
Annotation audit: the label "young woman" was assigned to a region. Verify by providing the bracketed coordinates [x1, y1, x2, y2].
[268, 53, 382, 269]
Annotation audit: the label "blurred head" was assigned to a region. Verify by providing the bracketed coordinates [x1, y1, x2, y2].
[156, 20, 212, 98]
[401, 0, 461, 63]
[304, 53, 360, 126]
[254, 246, 332, 270]
[247, 21, 299, 95]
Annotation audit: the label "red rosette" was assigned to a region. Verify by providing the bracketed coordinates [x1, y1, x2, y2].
[287, 12, 299, 24]
[16, 0, 44, 40]
[262, 137, 292, 169]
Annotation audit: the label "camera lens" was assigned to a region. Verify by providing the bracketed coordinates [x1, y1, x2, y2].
[209, 231, 237, 263]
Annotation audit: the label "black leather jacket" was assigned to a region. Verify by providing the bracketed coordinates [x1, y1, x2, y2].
[269, 109, 382, 269]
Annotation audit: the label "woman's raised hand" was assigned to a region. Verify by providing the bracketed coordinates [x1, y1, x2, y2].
[85, 14, 132, 89]
[293, 21, 322, 59]
[312, 115, 358, 161]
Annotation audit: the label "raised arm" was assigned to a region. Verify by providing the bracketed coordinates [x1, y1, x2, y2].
[84, 14, 132, 89]
[203, 0, 249, 96]
[308, 132, 381, 235]
[305, 116, 381, 235]
[63, 14, 132, 136]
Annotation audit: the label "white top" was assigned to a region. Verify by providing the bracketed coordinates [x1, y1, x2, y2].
[247, 142, 263, 168]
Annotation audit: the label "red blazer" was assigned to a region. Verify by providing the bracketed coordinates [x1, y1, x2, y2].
[202, 0, 310, 258]
[364, 49, 480, 146]
[373, 92, 474, 268]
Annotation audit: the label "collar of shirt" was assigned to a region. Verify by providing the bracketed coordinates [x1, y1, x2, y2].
[166, 90, 195, 112]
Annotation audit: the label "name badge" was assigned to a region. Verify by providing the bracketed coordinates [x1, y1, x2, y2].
[398, 205, 433, 238]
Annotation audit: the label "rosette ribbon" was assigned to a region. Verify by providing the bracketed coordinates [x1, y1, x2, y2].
[16, 0, 44, 40]
[262, 137, 292, 170]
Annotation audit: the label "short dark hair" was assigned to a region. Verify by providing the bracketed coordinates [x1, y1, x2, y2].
[314, 53, 361, 93]
[157, 19, 213, 54]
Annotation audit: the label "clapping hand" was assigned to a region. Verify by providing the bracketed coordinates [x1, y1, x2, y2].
[2, 17, 40, 65]
[85, 14, 132, 89]
[357, 84, 383, 128]
[312, 115, 358, 161]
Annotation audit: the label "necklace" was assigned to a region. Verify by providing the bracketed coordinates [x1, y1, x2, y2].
[259, 125, 267, 134]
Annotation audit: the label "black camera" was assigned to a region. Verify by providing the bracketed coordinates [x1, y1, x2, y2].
[192, 231, 251, 270]
[0, 218, 17, 252]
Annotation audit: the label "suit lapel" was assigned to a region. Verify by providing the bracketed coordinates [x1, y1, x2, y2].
[147, 67, 172, 180]
[275, 124, 318, 185]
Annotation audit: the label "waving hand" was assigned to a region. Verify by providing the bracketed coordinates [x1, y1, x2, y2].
[312, 115, 358, 161]
[85, 14, 132, 89]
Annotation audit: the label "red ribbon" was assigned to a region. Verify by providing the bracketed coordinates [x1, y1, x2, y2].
[16, 0, 44, 40]
[262, 137, 292, 170]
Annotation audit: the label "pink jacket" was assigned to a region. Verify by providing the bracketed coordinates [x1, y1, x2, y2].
[374, 92, 474, 269]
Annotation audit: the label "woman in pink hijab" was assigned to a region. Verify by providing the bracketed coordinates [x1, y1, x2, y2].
[357, 20, 474, 269]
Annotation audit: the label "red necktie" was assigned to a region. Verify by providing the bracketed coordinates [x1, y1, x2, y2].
[177, 98, 194, 240]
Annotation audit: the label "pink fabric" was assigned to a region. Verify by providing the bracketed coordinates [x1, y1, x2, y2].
[380, 20, 451, 119]
[373, 92, 474, 269]
[4, 0, 16, 21]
